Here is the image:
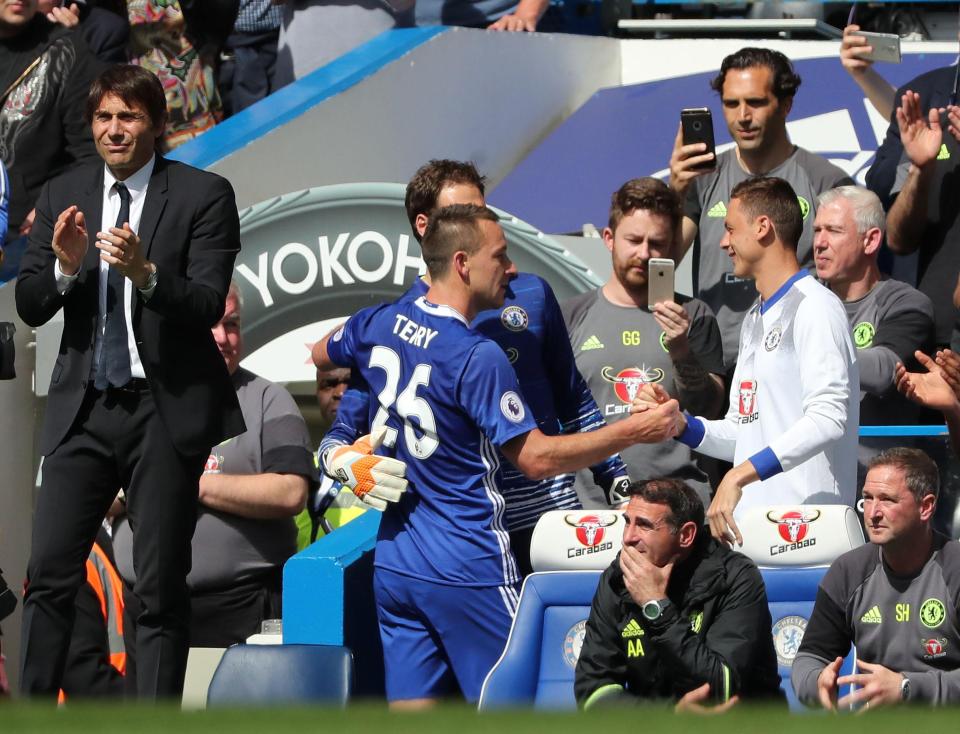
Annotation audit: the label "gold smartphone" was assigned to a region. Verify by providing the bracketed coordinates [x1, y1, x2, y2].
[648, 258, 675, 308]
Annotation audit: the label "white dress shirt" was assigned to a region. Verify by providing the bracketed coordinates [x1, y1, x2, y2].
[54, 156, 157, 380]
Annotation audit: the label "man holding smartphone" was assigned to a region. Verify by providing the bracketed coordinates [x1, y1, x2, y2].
[669, 47, 852, 369]
[562, 178, 725, 509]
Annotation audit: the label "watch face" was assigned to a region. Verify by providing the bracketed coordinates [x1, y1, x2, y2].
[642, 600, 661, 620]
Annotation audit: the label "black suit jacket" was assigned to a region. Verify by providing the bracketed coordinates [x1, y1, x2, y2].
[16, 156, 245, 456]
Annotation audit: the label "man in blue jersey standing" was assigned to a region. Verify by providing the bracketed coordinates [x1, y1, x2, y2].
[316, 159, 631, 576]
[315, 205, 680, 708]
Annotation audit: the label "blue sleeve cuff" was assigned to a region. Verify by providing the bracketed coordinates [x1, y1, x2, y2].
[677, 413, 705, 448]
[749, 447, 783, 481]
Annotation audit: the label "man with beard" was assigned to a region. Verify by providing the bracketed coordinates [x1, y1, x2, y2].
[562, 177, 725, 508]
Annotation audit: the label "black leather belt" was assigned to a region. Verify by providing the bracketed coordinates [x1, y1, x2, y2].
[104, 378, 150, 394]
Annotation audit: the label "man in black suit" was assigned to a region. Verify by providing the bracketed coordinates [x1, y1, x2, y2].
[15, 64, 245, 700]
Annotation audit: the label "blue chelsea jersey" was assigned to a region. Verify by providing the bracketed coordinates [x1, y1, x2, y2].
[400, 275, 627, 527]
[327, 296, 538, 587]
[321, 275, 629, 532]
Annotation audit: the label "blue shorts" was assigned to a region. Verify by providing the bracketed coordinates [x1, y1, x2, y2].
[374, 567, 519, 702]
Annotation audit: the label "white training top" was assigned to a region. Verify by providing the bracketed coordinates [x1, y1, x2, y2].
[680, 271, 859, 518]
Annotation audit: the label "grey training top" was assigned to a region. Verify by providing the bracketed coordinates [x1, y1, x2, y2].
[686, 146, 852, 365]
[792, 534, 960, 705]
[562, 289, 724, 508]
[115, 368, 315, 591]
[837, 277, 935, 425]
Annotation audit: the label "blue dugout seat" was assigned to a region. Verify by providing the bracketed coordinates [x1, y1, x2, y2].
[761, 565, 856, 710]
[479, 571, 601, 710]
[480, 506, 864, 710]
[206, 643, 354, 707]
[741, 505, 864, 710]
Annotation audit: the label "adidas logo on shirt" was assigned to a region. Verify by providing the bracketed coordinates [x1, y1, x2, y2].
[581, 335, 605, 351]
[707, 201, 727, 218]
[621, 619, 645, 638]
[938, 144, 951, 161]
[860, 605, 882, 624]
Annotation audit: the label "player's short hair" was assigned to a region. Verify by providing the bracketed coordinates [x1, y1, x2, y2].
[867, 447, 940, 502]
[421, 204, 500, 279]
[607, 177, 681, 235]
[86, 64, 168, 130]
[405, 160, 487, 243]
[710, 47, 802, 101]
[730, 176, 803, 250]
[627, 478, 704, 531]
[817, 186, 886, 236]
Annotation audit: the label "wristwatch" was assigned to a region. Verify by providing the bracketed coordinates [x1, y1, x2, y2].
[138, 263, 158, 293]
[900, 675, 911, 701]
[641, 598, 670, 622]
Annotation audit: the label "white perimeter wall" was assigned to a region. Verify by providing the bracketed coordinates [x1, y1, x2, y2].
[212, 27, 622, 211]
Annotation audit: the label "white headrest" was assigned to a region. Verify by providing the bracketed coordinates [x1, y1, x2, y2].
[529, 509, 624, 572]
[738, 505, 864, 567]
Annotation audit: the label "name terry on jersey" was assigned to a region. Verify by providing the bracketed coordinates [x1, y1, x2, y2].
[393, 314, 439, 348]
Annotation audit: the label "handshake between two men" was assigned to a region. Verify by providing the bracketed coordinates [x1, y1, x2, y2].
[631, 383, 758, 547]
[325, 401, 683, 512]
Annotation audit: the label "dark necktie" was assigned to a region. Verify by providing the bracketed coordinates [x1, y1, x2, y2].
[94, 182, 133, 389]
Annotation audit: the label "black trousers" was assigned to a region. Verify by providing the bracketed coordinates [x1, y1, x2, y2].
[20, 385, 205, 700]
[124, 568, 281, 680]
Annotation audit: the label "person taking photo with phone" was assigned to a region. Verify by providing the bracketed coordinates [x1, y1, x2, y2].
[562, 178, 725, 509]
[669, 48, 853, 371]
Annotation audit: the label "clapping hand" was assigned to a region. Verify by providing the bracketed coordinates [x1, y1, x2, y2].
[897, 90, 943, 169]
[52, 206, 88, 276]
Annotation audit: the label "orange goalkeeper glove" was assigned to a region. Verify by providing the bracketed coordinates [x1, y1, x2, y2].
[327, 427, 408, 511]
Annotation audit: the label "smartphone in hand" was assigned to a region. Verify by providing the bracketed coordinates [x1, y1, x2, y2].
[681, 108, 716, 171]
[855, 31, 902, 63]
[648, 258, 675, 309]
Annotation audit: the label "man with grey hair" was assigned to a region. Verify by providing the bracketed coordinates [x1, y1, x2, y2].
[792, 447, 960, 708]
[813, 185, 935, 424]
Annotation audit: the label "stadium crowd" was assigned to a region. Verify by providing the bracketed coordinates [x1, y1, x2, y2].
[1, 0, 960, 714]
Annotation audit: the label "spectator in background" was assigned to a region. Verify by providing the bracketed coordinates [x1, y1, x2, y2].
[127, 0, 225, 149]
[293, 365, 364, 550]
[0, 0, 102, 242]
[793, 448, 960, 708]
[574, 479, 782, 709]
[839, 23, 897, 121]
[219, 0, 286, 117]
[413, 0, 548, 31]
[40, 0, 129, 63]
[813, 185, 934, 425]
[872, 86, 960, 351]
[896, 349, 960, 457]
[562, 178, 725, 509]
[114, 282, 315, 650]
[670, 47, 852, 369]
[316, 365, 350, 430]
